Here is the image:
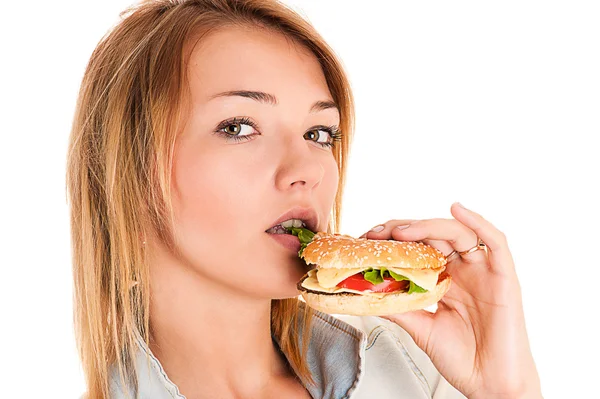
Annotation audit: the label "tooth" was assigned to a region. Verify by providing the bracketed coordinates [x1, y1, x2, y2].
[292, 219, 303, 228]
[280, 220, 294, 228]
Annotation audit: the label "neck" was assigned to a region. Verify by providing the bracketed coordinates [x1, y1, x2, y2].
[147, 245, 293, 397]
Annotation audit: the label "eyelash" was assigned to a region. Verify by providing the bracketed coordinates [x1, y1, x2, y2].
[213, 117, 342, 148]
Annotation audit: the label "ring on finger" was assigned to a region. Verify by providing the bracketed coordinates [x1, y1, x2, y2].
[459, 237, 487, 256]
[445, 237, 487, 262]
[445, 250, 460, 262]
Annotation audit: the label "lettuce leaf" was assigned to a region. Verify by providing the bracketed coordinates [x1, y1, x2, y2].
[363, 268, 385, 285]
[408, 281, 428, 294]
[363, 267, 428, 293]
[285, 227, 315, 257]
[388, 269, 409, 282]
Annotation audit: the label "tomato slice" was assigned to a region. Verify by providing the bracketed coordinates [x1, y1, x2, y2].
[337, 272, 410, 293]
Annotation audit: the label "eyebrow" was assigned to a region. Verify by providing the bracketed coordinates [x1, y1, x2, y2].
[209, 90, 339, 113]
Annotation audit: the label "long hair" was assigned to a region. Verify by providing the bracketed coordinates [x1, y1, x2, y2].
[66, 0, 355, 397]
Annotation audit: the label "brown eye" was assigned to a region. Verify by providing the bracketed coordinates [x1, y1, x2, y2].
[224, 123, 241, 135]
[304, 130, 317, 140]
[218, 121, 256, 137]
[304, 129, 331, 145]
[214, 117, 260, 143]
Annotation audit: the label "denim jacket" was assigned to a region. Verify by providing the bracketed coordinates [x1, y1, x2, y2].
[107, 301, 466, 398]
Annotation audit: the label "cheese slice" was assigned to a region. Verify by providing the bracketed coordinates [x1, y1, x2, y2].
[315, 265, 444, 291]
[316, 267, 366, 288]
[387, 266, 443, 292]
[302, 269, 388, 298]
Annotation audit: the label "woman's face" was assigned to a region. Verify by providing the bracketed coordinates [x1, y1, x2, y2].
[169, 26, 340, 299]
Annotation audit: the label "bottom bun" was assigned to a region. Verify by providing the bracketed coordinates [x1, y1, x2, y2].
[300, 273, 452, 316]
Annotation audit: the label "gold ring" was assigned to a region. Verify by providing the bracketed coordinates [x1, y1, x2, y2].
[445, 237, 487, 262]
[458, 237, 487, 256]
[445, 250, 459, 261]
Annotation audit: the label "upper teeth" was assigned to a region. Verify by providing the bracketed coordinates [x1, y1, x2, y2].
[280, 219, 305, 228]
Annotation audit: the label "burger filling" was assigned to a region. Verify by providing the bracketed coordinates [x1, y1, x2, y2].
[300, 265, 442, 298]
[343, 267, 428, 294]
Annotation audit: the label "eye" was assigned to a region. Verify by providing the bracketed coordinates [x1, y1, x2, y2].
[221, 122, 254, 136]
[304, 125, 342, 148]
[214, 117, 259, 143]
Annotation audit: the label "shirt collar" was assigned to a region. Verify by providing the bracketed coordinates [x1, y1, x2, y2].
[123, 301, 367, 399]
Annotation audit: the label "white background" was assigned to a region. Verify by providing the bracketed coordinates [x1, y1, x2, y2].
[1, 1, 598, 397]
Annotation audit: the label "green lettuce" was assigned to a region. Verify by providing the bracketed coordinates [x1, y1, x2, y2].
[362, 267, 428, 294]
[285, 226, 315, 257]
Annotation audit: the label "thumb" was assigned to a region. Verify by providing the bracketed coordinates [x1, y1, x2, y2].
[381, 310, 435, 350]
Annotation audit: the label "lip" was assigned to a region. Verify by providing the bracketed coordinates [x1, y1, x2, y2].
[267, 233, 302, 253]
[266, 206, 319, 233]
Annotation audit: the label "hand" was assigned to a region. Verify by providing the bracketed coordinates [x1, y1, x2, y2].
[360, 203, 542, 399]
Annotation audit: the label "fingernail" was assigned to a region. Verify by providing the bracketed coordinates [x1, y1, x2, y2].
[370, 225, 385, 233]
[454, 202, 466, 209]
[395, 224, 410, 231]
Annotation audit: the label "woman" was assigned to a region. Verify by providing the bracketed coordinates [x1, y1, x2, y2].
[66, 0, 542, 398]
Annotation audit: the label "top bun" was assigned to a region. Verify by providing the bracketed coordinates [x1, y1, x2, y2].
[302, 232, 447, 270]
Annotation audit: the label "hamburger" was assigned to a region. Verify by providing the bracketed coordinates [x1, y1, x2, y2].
[287, 227, 451, 316]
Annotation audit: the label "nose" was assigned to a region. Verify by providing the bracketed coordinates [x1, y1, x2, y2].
[274, 137, 325, 192]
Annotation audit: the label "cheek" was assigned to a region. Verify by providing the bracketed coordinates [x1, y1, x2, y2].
[170, 144, 262, 269]
[322, 156, 340, 206]
[174, 146, 259, 225]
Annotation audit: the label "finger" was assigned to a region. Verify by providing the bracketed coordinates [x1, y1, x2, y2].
[450, 203, 505, 251]
[450, 202, 516, 273]
[359, 221, 458, 261]
[390, 218, 488, 265]
[359, 219, 416, 239]
[381, 310, 434, 352]
[419, 238, 455, 259]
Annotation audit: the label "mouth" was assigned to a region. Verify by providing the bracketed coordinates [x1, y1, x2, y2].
[265, 220, 308, 235]
[265, 207, 318, 235]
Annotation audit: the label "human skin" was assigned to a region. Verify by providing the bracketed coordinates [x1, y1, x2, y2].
[145, 26, 340, 398]
[361, 203, 543, 398]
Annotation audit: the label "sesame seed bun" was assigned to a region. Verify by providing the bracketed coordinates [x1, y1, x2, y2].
[302, 232, 447, 270]
[298, 272, 451, 316]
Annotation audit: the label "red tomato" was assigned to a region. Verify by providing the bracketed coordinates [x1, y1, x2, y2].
[337, 273, 409, 293]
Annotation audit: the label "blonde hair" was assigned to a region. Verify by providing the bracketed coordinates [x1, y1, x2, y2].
[66, 0, 355, 397]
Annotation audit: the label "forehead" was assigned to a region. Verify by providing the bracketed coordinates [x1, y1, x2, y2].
[186, 26, 333, 104]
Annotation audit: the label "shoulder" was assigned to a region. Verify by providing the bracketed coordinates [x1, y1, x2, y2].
[332, 314, 466, 399]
